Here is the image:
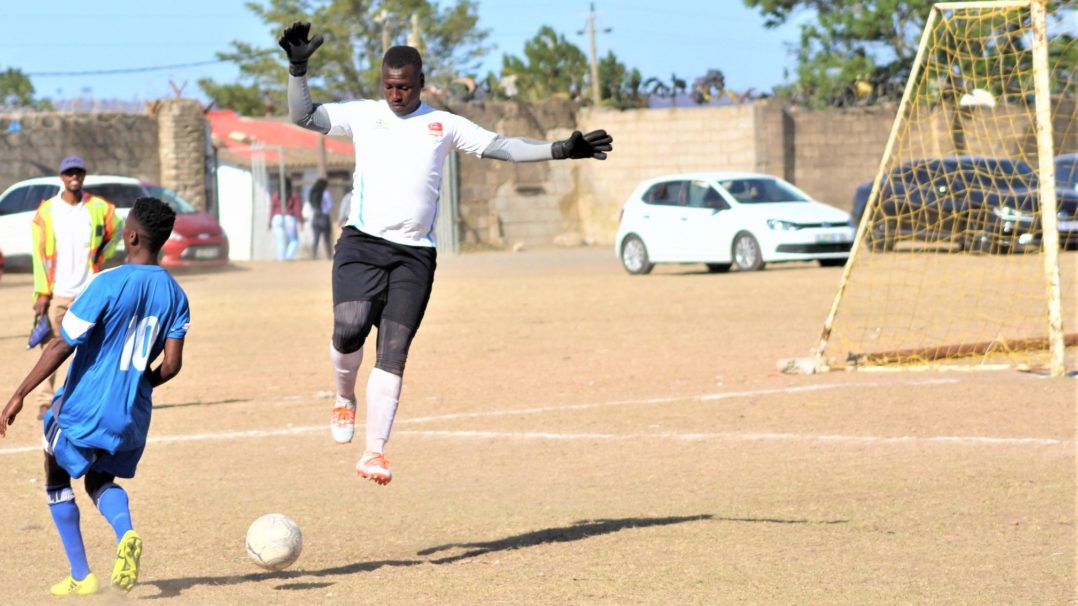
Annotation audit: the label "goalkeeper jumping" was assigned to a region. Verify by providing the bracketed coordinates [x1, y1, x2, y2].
[279, 21, 613, 485]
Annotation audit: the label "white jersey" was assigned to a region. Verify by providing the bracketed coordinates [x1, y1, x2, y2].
[323, 100, 497, 247]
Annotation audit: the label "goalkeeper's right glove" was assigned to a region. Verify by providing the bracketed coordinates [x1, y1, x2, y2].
[278, 21, 324, 77]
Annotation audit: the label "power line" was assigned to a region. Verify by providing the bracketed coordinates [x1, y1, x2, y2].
[27, 60, 229, 77]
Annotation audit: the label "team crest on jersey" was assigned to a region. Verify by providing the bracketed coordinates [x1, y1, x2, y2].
[374, 118, 389, 130]
[427, 122, 443, 138]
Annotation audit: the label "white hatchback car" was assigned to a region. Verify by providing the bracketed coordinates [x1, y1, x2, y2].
[615, 172, 855, 274]
[0, 175, 228, 269]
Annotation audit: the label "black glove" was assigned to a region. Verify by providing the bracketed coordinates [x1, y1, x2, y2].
[552, 129, 613, 160]
[278, 21, 324, 77]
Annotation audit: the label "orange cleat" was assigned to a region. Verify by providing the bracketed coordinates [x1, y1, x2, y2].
[330, 399, 356, 444]
[356, 451, 392, 485]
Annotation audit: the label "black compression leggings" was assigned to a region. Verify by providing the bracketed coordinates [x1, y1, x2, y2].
[332, 301, 417, 376]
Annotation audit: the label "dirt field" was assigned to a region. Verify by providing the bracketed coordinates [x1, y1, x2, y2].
[0, 248, 1074, 605]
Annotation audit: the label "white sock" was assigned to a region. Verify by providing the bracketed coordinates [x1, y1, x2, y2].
[330, 343, 363, 405]
[366, 368, 402, 454]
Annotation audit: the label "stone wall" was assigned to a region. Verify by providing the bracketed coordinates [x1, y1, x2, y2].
[445, 99, 579, 247]
[150, 99, 208, 210]
[0, 112, 160, 190]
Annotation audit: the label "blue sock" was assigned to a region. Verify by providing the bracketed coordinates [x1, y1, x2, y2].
[95, 484, 133, 541]
[48, 488, 90, 581]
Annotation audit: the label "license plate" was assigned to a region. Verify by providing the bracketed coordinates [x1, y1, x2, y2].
[815, 232, 850, 243]
[193, 247, 220, 259]
[1059, 220, 1078, 231]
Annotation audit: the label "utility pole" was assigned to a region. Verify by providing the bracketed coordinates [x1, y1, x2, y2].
[580, 3, 611, 108]
[407, 13, 423, 52]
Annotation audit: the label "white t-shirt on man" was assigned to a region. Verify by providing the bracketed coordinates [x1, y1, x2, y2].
[50, 198, 94, 298]
[322, 100, 497, 247]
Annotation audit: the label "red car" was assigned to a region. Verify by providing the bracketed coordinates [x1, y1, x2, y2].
[145, 185, 230, 267]
[81, 178, 230, 268]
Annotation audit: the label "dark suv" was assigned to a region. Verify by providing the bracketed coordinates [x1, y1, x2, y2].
[851, 156, 1078, 252]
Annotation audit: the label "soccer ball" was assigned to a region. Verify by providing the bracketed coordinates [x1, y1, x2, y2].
[245, 513, 303, 571]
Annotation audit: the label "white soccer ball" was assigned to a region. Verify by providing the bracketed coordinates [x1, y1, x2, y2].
[245, 513, 303, 571]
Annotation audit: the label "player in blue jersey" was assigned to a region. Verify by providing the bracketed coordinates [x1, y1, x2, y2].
[1, 197, 190, 596]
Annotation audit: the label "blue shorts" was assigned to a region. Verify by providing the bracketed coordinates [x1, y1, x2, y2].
[42, 410, 144, 479]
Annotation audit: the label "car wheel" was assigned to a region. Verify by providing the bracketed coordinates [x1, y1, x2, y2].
[620, 235, 654, 275]
[818, 258, 847, 267]
[868, 221, 896, 252]
[732, 232, 765, 271]
[705, 263, 731, 273]
[961, 232, 992, 254]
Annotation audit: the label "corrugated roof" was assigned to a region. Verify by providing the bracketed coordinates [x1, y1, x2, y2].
[207, 109, 355, 170]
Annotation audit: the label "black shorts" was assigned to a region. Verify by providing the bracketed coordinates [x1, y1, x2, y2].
[332, 227, 437, 330]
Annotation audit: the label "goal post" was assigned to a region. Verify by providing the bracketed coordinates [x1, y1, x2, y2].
[811, 0, 1075, 376]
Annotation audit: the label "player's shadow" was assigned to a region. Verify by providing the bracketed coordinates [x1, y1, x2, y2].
[416, 514, 713, 563]
[154, 398, 250, 410]
[141, 513, 723, 599]
[143, 514, 849, 598]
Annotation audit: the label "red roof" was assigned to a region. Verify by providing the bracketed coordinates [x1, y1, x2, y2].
[207, 109, 354, 166]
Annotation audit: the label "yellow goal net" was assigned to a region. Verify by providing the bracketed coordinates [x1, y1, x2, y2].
[814, 0, 1076, 374]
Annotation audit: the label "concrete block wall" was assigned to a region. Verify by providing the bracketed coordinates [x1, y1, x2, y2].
[4, 95, 1070, 249]
[786, 99, 1076, 214]
[576, 103, 759, 244]
[788, 104, 895, 211]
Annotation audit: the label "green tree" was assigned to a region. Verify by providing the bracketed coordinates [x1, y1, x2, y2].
[598, 51, 646, 110]
[745, 0, 1077, 107]
[744, 0, 933, 107]
[500, 26, 588, 102]
[0, 67, 52, 110]
[200, 0, 489, 115]
[645, 74, 687, 107]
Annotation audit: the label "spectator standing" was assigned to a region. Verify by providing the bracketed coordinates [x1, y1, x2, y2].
[269, 177, 303, 260]
[308, 177, 333, 259]
[30, 156, 122, 419]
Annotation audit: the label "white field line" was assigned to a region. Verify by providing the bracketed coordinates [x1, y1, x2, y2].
[0, 377, 1070, 456]
[400, 430, 1068, 446]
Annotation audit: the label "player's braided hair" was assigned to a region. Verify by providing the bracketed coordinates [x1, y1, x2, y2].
[383, 45, 422, 72]
[130, 196, 176, 253]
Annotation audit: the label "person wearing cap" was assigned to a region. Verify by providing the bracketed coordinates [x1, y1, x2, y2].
[30, 156, 122, 419]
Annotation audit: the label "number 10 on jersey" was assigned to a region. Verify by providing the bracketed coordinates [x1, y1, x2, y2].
[119, 316, 160, 372]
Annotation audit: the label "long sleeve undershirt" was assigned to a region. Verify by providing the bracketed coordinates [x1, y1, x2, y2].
[287, 75, 555, 162]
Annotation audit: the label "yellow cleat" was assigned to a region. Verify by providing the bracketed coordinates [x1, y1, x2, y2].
[111, 530, 142, 592]
[49, 572, 100, 596]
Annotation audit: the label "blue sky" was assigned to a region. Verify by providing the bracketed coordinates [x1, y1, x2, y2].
[5, 0, 809, 103]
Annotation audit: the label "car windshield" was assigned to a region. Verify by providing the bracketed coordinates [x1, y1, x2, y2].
[896, 159, 1037, 190]
[968, 159, 1036, 190]
[82, 183, 146, 209]
[718, 178, 809, 204]
[146, 186, 198, 214]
